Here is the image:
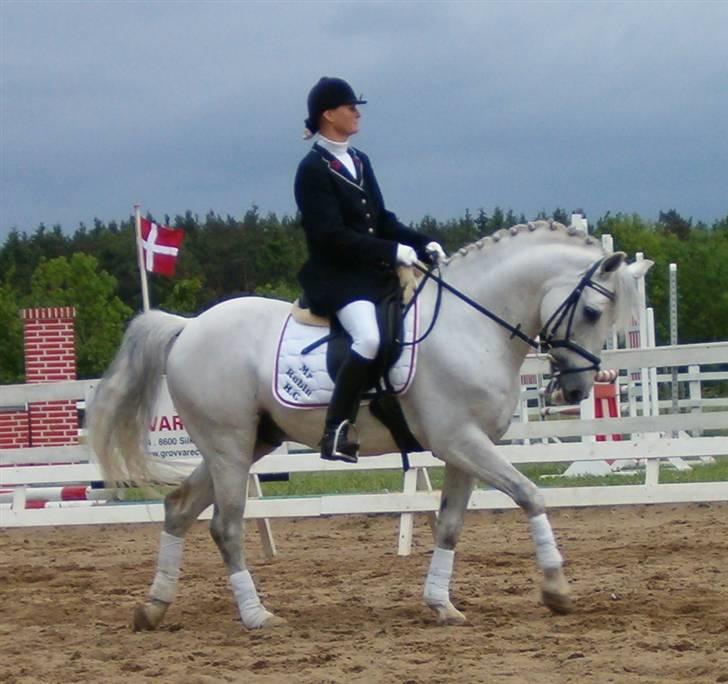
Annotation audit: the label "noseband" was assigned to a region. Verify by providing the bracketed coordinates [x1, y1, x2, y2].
[412, 257, 615, 376]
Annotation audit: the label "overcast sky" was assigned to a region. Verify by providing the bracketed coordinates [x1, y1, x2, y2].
[1, 0, 727, 244]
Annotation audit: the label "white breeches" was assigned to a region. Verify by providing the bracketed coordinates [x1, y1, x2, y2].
[336, 300, 381, 360]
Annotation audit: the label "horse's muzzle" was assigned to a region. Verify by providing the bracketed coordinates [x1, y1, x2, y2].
[545, 354, 590, 406]
[562, 386, 586, 404]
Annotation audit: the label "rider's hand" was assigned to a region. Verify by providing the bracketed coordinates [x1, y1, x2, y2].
[425, 241, 447, 263]
[396, 244, 418, 266]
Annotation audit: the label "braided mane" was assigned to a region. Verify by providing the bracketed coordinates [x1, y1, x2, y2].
[441, 219, 604, 267]
[439, 219, 638, 331]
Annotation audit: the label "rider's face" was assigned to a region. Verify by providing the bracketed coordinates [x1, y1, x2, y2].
[322, 104, 360, 140]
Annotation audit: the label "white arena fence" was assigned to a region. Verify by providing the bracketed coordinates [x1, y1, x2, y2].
[1, 341, 727, 556]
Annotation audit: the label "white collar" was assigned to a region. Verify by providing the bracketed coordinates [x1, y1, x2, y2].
[317, 134, 350, 157]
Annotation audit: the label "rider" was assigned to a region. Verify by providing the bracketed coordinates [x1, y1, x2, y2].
[294, 76, 446, 464]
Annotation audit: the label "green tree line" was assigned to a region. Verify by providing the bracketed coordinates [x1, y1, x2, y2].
[1, 207, 726, 382]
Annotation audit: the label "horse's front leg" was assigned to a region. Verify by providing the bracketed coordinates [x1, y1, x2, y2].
[432, 424, 573, 616]
[424, 463, 472, 625]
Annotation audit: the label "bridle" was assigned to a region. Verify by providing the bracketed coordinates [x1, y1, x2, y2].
[537, 258, 615, 375]
[409, 256, 616, 377]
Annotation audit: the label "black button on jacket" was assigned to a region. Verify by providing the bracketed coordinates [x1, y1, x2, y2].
[294, 143, 431, 315]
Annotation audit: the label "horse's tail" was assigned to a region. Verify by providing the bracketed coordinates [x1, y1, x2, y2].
[87, 309, 189, 487]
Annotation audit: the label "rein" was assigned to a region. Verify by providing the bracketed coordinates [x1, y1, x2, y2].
[399, 265, 443, 345]
[411, 257, 615, 375]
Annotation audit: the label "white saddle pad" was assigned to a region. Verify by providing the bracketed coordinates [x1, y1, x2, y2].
[273, 302, 419, 409]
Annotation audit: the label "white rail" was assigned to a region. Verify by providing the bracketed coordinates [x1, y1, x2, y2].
[2, 342, 726, 557]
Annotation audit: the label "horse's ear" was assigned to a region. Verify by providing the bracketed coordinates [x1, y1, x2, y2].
[600, 251, 627, 274]
[627, 259, 654, 280]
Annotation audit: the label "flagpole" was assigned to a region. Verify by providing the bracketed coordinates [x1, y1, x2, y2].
[134, 204, 151, 312]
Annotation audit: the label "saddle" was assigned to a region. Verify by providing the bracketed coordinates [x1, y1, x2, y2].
[294, 289, 406, 392]
[291, 265, 422, 390]
[291, 277, 424, 459]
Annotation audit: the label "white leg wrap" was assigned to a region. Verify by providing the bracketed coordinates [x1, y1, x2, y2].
[529, 513, 564, 570]
[423, 547, 454, 607]
[230, 570, 270, 629]
[149, 531, 184, 604]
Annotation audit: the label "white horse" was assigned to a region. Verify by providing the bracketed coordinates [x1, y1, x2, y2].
[87, 220, 652, 631]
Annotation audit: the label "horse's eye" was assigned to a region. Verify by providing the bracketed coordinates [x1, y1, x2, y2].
[584, 306, 602, 323]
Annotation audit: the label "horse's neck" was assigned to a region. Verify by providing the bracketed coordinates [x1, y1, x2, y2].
[435, 240, 596, 355]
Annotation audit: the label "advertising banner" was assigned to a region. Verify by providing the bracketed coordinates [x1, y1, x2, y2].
[147, 379, 201, 461]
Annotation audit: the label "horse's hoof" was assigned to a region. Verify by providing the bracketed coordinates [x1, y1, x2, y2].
[542, 590, 574, 615]
[240, 605, 287, 630]
[132, 604, 156, 631]
[132, 600, 168, 632]
[429, 603, 467, 626]
[258, 612, 288, 629]
[541, 567, 573, 615]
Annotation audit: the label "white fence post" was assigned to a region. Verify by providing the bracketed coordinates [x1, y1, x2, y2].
[688, 364, 703, 438]
[397, 465, 437, 556]
[247, 473, 277, 559]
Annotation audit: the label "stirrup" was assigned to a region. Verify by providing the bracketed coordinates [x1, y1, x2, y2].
[321, 421, 359, 464]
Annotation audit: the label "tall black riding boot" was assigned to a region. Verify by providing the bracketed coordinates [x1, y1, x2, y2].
[320, 350, 373, 463]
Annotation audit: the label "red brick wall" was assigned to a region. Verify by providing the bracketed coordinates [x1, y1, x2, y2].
[0, 411, 30, 448]
[0, 307, 79, 448]
[29, 401, 80, 445]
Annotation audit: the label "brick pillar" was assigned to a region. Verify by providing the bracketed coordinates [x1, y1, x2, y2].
[21, 307, 79, 446]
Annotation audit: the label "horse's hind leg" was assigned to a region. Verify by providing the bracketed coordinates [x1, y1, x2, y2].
[424, 463, 472, 625]
[133, 461, 215, 631]
[204, 432, 286, 630]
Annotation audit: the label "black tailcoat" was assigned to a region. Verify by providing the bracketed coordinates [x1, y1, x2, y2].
[294, 143, 431, 315]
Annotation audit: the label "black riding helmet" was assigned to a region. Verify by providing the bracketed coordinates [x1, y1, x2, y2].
[304, 77, 367, 135]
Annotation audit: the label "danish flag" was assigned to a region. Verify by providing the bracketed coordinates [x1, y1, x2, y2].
[139, 217, 184, 276]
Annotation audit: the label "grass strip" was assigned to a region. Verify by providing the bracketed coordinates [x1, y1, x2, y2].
[119, 457, 727, 500]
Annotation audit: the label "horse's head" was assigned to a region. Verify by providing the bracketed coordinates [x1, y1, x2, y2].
[541, 251, 653, 405]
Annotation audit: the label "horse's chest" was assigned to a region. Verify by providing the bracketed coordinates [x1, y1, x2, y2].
[473, 381, 520, 438]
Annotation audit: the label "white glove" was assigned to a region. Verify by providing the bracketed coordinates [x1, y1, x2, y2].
[426, 241, 447, 263]
[396, 244, 418, 266]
